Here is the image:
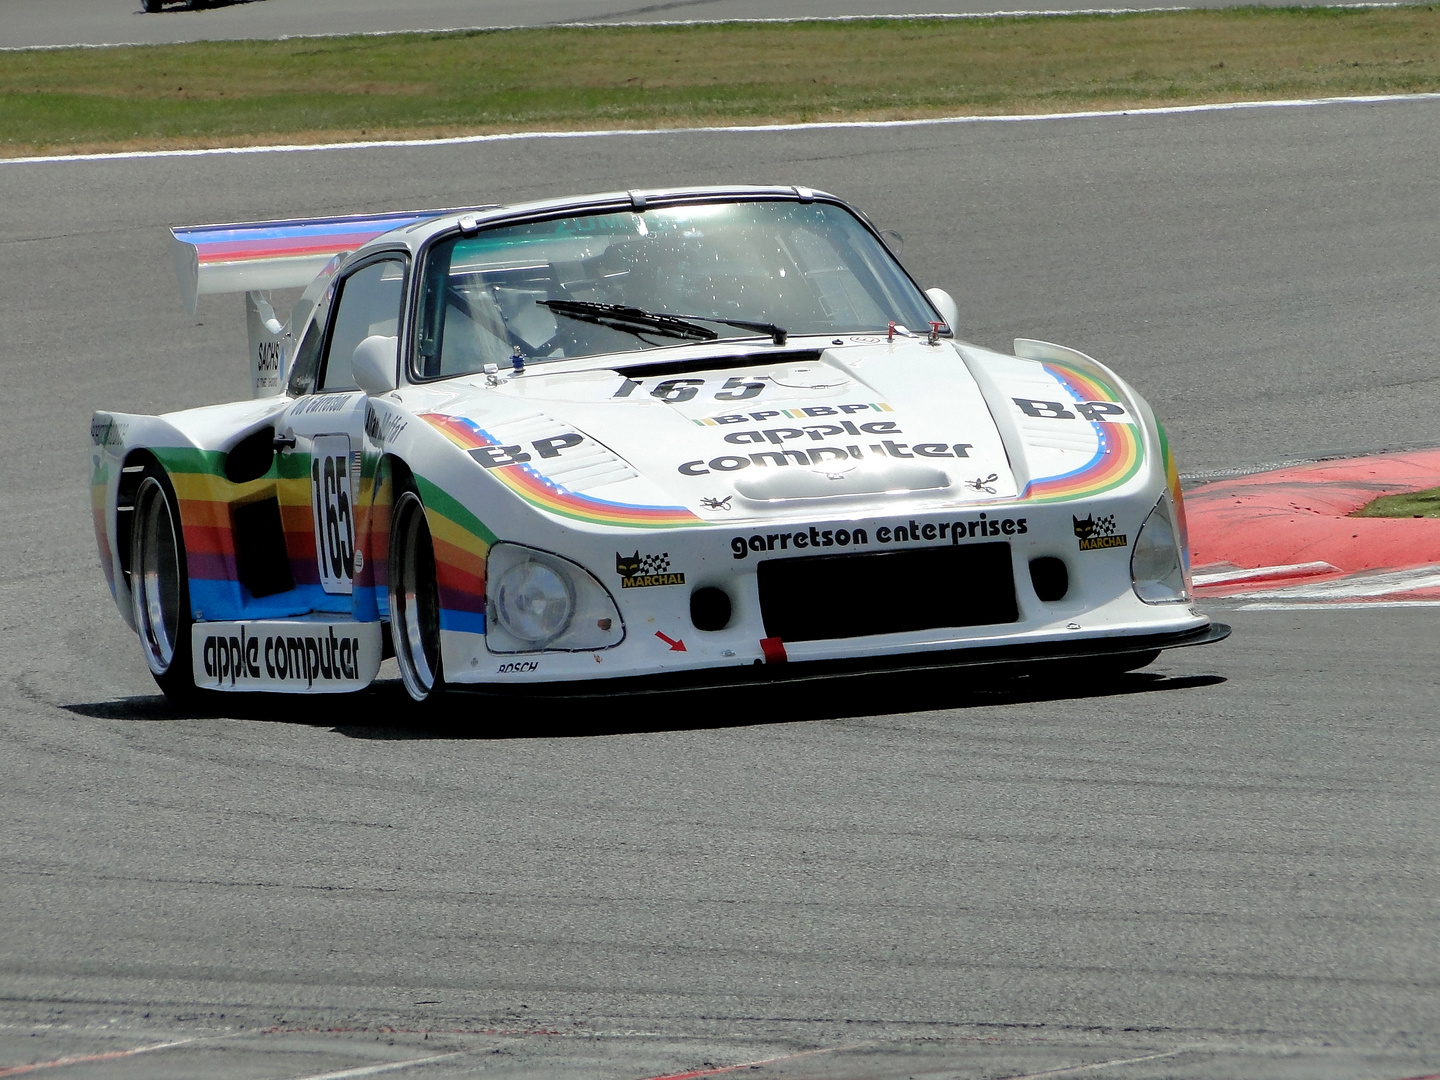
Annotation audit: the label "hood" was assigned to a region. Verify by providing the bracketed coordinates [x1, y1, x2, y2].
[413, 337, 1142, 527]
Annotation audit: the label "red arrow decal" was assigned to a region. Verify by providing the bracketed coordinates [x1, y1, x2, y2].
[655, 631, 687, 652]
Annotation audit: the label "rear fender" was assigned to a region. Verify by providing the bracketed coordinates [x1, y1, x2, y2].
[94, 404, 294, 630]
[92, 411, 196, 631]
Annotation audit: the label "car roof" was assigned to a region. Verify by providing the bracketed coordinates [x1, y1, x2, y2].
[353, 184, 842, 258]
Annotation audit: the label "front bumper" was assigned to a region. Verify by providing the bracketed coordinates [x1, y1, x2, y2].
[445, 620, 1230, 698]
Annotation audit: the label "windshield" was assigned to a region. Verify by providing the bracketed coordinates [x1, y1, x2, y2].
[413, 199, 939, 378]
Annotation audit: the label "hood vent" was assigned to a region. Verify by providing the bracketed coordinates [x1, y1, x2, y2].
[734, 461, 951, 504]
[615, 351, 823, 378]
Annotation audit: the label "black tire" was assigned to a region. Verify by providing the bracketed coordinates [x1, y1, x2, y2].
[129, 465, 198, 704]
[143, 0, 163, 11]
[389, 483, 445, 703]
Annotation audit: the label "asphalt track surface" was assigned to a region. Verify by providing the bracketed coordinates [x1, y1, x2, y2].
[2, 99, 1438, 1078]
[5, 0, 1328, 49]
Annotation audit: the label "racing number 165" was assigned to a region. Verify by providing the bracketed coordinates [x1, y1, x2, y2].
[310, 434, 355, 594]
[614, 376, 764, 403]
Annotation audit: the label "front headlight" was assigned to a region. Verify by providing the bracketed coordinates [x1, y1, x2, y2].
[493, 558, 574, 643]
[1131, 493, 1191, 604]
[486, 543, 624, 653]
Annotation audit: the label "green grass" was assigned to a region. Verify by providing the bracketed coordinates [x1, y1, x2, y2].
[3, 7, 1439, 156]
[1352, 487, 1440, 518]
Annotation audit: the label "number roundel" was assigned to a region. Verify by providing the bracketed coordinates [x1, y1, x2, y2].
[310, 435, 356, 595]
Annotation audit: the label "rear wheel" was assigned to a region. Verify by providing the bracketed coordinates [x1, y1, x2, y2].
[389, 486, 445, 702]
[143, 0, 162, 11]
[130, 465, 197, 703]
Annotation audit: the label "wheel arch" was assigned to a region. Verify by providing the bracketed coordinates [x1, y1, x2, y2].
[116, 448, 167, 598]
[380, 452, 416, 497]
[368, 452, 415, 626]
[384, 459, 447, 702]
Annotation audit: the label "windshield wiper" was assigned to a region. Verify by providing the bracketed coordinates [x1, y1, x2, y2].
[694, 313, 788, 346]
[538, 301, 716, 343]
[539, 300, 787, 346]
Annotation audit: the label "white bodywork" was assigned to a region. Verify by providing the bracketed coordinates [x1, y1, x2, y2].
[92, 186, 1221, 697]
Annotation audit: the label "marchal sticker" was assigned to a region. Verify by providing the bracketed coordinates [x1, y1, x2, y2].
[616, 551, 685, 588]
[1073, 513, 1128, 551]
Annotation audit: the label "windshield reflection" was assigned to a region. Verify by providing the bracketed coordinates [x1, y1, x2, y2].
[414, 200, 936, 379]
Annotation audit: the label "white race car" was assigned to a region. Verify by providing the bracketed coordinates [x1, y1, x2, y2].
[91, 185, 1227, 704]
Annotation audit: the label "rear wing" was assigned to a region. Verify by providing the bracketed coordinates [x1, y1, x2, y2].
[170, 210, 438, 317]
[170, 207, 493, 398]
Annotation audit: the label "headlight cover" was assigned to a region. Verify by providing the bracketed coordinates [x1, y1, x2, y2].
[1131, 493, 1191, 604]
[495, 559, 572, 641]
[486, 543, 624, 653]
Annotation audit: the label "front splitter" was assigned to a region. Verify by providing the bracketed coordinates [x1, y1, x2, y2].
[446, 621, 1231, 699]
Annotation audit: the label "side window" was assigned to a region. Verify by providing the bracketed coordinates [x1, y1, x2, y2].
[286, 316, 324, 397]
[320, 257, 406, 392]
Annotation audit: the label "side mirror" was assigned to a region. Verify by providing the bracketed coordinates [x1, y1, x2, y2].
[925, 288, 961, 337]
[352, 335, 398, 395]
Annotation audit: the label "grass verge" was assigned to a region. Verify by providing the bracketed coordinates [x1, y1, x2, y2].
[3, 6, 1439, 157]
[1353, 488, 1440, 518]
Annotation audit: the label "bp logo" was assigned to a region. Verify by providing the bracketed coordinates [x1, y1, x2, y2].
[615, 551, 686, 588]
[1073, 513, 1128, 551]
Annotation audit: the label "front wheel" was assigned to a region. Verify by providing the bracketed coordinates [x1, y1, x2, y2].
[389, 486, 445, 703]
[130, 465, 197, 703]
[143, 0, 163, 11]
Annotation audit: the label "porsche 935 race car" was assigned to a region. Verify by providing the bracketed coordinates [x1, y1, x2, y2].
[90, 185, 1228, 703]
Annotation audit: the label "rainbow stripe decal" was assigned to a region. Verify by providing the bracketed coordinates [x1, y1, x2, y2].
[128, 446, 475, 632]
[174, 212, 432, 269]
[421, 413, 701, 529]
[412, 472, 494, 636]
[1021, 359, 1144, 502]
[152, 447, 341, 621]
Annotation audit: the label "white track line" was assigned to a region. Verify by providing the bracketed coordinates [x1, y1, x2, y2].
[5, 91, 1439, 166]
[1193, 561, 1339, 587]
[1003, 1049, 1186, 1078]
[637, 1041, 871, 1080]
[1233, 564, 1440, 601]
[0, 1033, 249, 1077]
[1243, 599, 1440, 610]
[286, 1052, 463, 1080]
[568, 0, 1408, 23]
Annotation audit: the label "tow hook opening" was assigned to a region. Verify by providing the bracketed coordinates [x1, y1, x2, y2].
[1029, 556, 1069, 602]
